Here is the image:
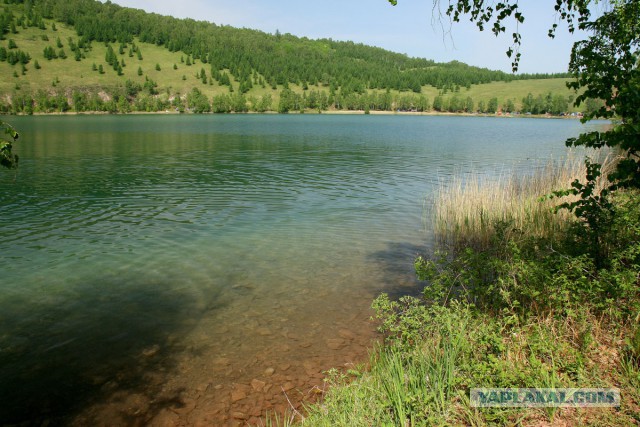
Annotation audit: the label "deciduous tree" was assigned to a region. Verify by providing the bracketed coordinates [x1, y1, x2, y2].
[0, 120, 19, 169]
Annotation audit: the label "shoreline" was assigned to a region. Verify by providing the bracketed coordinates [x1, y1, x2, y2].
[3, 109, 585, 120]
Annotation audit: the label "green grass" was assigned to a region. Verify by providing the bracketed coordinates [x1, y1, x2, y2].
[301, 300, 640, 426]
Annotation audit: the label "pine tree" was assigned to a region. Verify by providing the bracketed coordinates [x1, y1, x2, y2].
[105, 44, 116, 65]
[18, 50, 30, 65]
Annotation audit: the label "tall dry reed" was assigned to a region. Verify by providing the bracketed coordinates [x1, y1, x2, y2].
[432, 151, 617, 252]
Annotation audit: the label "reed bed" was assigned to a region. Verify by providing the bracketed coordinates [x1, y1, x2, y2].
[432, 151, 617, 252]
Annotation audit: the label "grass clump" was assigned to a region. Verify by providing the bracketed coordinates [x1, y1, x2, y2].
[298, 155, 640, 426]
[303, 297, 640, 426]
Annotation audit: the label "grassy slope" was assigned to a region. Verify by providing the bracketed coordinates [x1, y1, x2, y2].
[0, 18, 283, 103]
[422, 78, 583, 113]
[0, 12, 580, 112]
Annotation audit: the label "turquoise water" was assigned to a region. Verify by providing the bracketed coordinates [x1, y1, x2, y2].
[0, 114, 603, 424]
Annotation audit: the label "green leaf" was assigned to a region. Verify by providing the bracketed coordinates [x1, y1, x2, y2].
[1, 120, 19, 141]
[0, 120, 19, 169]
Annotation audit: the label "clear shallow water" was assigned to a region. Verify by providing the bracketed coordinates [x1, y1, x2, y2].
[0, 114, 603, 424]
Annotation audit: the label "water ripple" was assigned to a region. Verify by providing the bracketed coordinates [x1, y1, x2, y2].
[0, 114, 607, 423]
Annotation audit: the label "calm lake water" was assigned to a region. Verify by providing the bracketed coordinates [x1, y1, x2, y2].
[0, 114, 604, 425]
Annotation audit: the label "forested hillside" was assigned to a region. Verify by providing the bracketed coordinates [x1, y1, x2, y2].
[0, 0, 582, 114]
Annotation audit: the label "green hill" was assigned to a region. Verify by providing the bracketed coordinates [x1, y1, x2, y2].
[0, 0, 583, 114]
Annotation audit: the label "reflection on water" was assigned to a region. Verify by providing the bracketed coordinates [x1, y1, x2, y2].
[0, 114, 603, 425]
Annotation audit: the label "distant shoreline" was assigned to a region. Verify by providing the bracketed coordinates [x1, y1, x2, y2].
[4, 110, 585, 119]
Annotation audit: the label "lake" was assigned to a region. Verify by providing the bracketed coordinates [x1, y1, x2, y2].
[0, 114, 604, 425]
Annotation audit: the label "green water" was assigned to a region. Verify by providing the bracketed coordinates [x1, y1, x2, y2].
[0, 114, 603, 424]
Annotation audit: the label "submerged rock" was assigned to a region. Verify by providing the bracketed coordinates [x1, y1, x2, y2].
[264, 367, 275, 376]
[279, 363, 291, 372]
[257, 328, 272, 336]
[141, 344, 160, 358]
[251, 379, 266, 392]
[281, 382, 295, 392]
[338, 329, 356, 340]
[230, 389, 247, 403]
[171, 398, 196, 415]
[232, 411, 248, 420]
[326, 338, 345, 350]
